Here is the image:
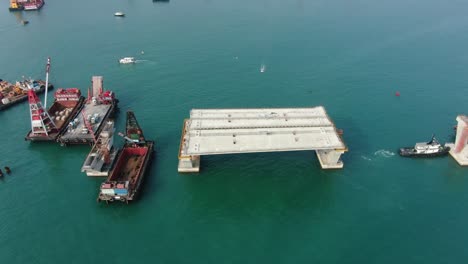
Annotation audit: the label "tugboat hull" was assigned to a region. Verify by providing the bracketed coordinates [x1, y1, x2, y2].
[399, 146, 450, 157]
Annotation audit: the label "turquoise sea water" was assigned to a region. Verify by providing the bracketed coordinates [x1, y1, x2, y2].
[1, 0, 468, 263]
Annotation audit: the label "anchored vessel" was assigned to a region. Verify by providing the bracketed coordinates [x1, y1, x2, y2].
[58, 76, 117, 145]
[23, 0, 45, 11]
[399, 135, 450, 157]
[25, 88, 85, 141]
[81, 121, 119, 176]
[0, 79, 52, 111]
[98, 111, 154, 204]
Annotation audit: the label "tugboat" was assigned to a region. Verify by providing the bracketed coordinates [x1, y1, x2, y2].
[97, 111, 154, 204]
[399, 135, 450, 157]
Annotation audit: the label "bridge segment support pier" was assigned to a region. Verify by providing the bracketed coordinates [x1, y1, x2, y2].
[178, 155, 200, 173]
[316, 149, 345, 169]
[446, 115, 468, 166]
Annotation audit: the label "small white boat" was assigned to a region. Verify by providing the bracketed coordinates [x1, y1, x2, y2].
[260, 64, 266, 73]
[119, 57, 135, 64]
[114, 12, 125, 17]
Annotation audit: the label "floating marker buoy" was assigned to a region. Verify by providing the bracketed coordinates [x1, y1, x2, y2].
[141, 51, 144, 54]
[395, 91, 400, 96]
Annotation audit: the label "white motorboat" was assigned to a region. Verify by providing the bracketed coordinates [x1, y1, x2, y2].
[119, 57, 136, 64]
[114, 12, 125, 17]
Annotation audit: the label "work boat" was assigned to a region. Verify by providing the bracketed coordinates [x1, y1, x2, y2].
[119, 57, 135, 64]
[399, 135, 450, 157]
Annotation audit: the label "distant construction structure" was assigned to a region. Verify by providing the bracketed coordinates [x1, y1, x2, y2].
[178, 106, 347, 172]
[446, 115, 468, 166]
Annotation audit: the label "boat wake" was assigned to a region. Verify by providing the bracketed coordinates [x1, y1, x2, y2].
[135, 60, 149, 63]
[361, 155, 372, 161]
[374, 149, 396, 158]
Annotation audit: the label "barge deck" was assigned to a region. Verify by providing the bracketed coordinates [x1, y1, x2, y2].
[81, 121, 119, 176]
[98, 111, 154, 203]
[25, 88, 84, 142]
[58, 76, 117, 146]
[0, 79, 53, 111]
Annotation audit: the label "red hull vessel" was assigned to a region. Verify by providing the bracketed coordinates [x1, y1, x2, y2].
[23, 0, 45, 11]
[98, 111, 154, 203]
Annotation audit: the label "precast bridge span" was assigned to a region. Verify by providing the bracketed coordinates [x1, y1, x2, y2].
[178, 106, 347, 172]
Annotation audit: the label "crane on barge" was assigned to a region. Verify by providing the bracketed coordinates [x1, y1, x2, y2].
[27, 58, 58, 138]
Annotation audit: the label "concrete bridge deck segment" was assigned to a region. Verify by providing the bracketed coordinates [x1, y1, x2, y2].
[178, 106, 347, 172]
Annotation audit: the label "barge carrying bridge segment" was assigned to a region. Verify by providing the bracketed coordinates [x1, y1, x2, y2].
[178, 106, 347, 172]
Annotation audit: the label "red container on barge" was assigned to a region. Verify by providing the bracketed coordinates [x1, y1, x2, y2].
[98, 111, 154, 204]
